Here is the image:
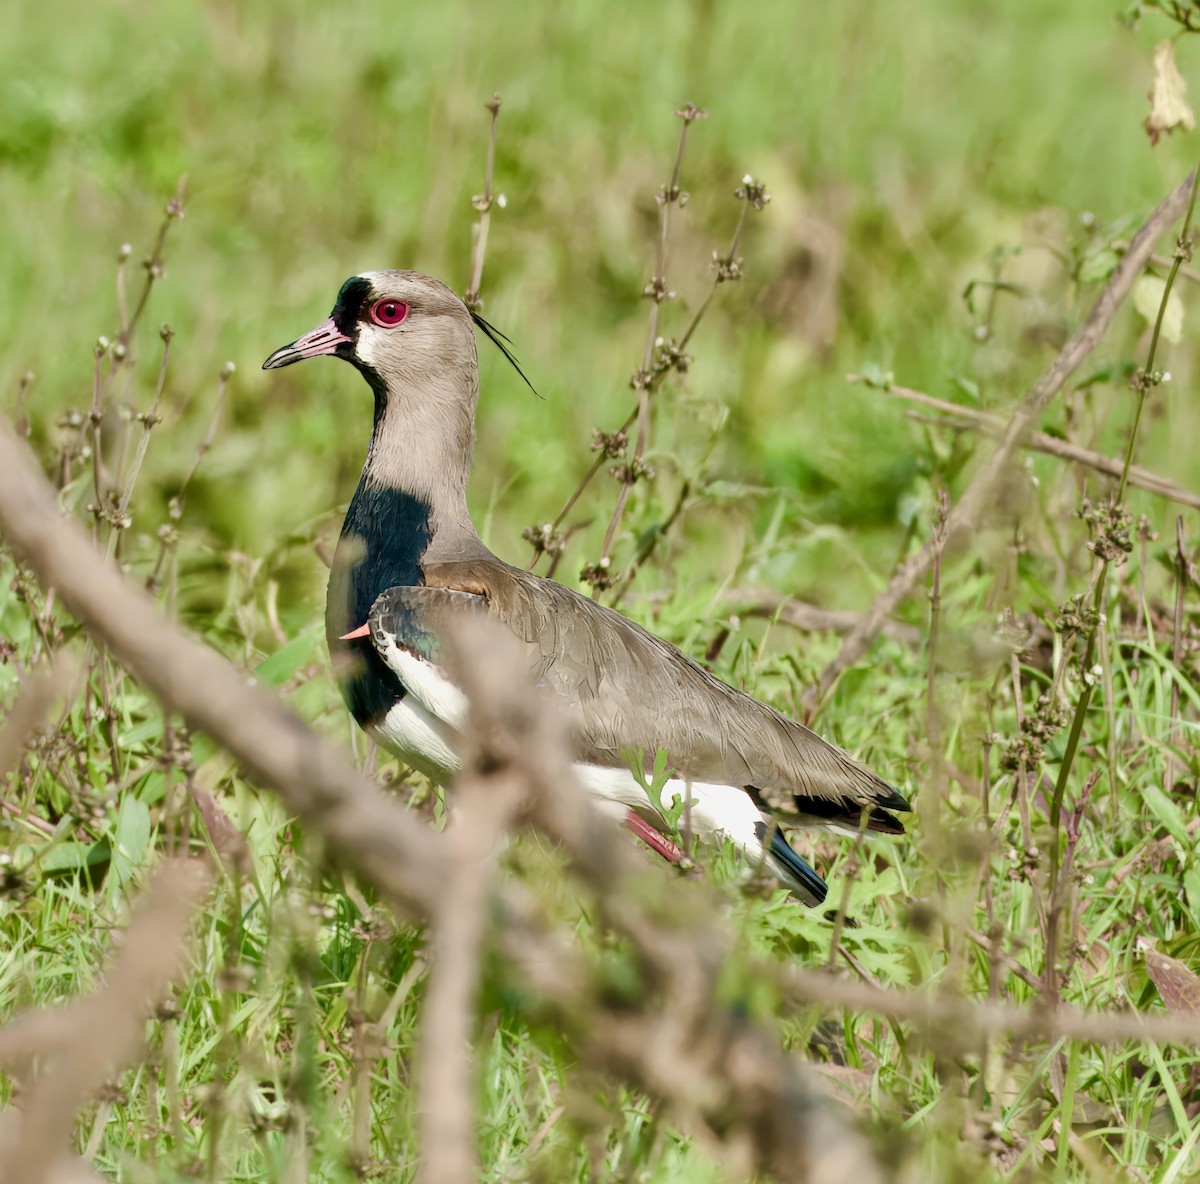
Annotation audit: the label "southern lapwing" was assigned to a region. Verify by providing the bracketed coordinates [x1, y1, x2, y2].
[263, 271, 909, 905]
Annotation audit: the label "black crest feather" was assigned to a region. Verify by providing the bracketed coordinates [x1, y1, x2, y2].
[469, 309, 540, 398]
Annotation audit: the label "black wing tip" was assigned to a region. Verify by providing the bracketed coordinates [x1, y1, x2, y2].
[790, 793, 907, 834]
[469, 309, 541, 398]
[760, 824, 828, 906]
[876, 786, 911, 813]
[866, 808, 905, 836]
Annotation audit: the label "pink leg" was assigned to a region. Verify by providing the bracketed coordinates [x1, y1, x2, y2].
[624, 809, 684, 863]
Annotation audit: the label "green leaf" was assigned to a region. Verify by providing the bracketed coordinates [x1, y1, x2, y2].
[36, 841, 96, 875]
[947, 374, 980, 404]
[111, 794, 152, 886]
[253, 625, 324, 687]
[1133, 274, 1184, 344]
[1141, 781, 1189, 848]
[623, 747, 685, 830]
[858, 362, 893, 391]
[1077, 246, 1120, 286]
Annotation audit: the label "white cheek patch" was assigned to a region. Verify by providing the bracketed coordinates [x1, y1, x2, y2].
[355, 326, 380, 369]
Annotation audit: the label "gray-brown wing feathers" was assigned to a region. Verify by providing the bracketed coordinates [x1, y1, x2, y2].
[420, 559, 906, 819]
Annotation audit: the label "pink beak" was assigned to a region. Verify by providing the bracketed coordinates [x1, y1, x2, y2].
[262, 317, 352, 370]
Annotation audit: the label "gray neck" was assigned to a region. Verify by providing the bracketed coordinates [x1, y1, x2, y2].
[359, 367, 490, 562]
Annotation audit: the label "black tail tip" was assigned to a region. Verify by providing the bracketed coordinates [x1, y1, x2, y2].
[758, 823, 828, 906]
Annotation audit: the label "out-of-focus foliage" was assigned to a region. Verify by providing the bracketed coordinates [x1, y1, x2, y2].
[3, 0, 1200, 1180]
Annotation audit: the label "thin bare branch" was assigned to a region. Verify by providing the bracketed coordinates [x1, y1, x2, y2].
[444, 618, 883, 1184]
[785, 962, 1200, 1050]
[809, 168, 1197, 714]
[0, 418, 445, 915]
[464, 94, 503, 311]
[872, 380, 1200, 510]
[0, 660, 75, 783]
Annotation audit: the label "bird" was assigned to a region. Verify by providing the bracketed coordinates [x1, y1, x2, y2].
[263, 270, 909, 905]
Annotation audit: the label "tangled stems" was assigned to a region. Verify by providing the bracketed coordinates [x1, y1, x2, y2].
[1043, 161, 1200, 1000]
[525, 106, 770, 588]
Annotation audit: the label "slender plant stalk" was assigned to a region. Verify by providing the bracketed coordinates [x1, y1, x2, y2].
[592, 107, 701, 592]
[1167, 516, 1189, 791]
[527, 107, 769, 589]
[464, 94, 502, 310]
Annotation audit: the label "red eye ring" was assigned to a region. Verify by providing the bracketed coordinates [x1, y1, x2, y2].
[368, 299, 409, 328]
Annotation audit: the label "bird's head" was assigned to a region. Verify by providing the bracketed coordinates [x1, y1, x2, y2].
[262, 270, 481, 395]
[262, 270, 534, 398]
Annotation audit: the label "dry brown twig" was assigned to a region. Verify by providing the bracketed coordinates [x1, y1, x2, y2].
[593, 106, 705, 588]
[809, 168, 1197, 715]
[784, 960, 1200, 1050]
[529, 105, 770, 595]
[0, 421, 447, 912]
[726, 589, 923, 643]
[443, 618, 884, 1184]
[0, 660, 79, 840]
[869, 380, 1200, 510]
[0, 859, 212, 1184]
[635, 587, 922, 645]
[1166, 516, 1194, 791]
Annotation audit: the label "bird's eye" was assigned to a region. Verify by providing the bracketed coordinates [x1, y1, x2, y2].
[368, 299, 409, 327]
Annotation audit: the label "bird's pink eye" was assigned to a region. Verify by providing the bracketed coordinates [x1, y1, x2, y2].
[369, 299, 409, 327]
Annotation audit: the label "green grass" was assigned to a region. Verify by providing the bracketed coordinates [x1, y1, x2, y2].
[3, 0, 1200, 1179]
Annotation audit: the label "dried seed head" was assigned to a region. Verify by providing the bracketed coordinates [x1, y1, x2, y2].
[711, 249, 744, 283]
[591, 428, 629, 459]
[522, 522, 565, 557]
[734, 174, 772, 210]
[580, 559, 618, 591]
[643, 276, 673, 302]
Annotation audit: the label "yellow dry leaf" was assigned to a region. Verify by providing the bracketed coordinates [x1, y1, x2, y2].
[1132, 274, 1184, 344]
[1145, 39, 1195, 147]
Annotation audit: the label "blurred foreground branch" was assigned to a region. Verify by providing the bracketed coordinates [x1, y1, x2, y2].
[4, 415, 1199, 1179]
[0, 860, 212, 1184]
[810, 168, 1197, 714]
[0, 661, 75, 783]
[787, 963, 1200, 1050]
[0, 419, 880, 1182]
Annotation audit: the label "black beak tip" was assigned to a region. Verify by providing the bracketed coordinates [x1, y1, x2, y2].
[262, 347, 297, 371]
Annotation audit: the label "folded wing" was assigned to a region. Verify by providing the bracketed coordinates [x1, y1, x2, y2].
[374, 559, 910, 831]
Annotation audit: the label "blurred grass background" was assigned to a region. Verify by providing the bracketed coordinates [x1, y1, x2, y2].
[4, 0, 1200, 1180]
[3, 0, 1195, 624]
